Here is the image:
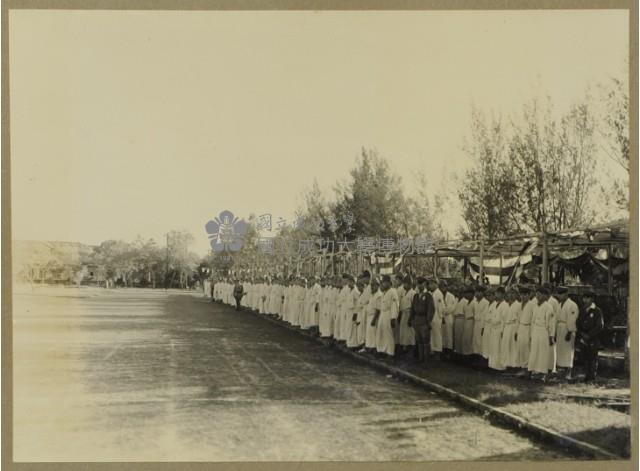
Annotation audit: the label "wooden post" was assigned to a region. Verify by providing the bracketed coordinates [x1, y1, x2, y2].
[608, 244, 614, 295]
[433, 252, 438, 280]
[479, 239, 484, 284]
[542, 232, 549, 284]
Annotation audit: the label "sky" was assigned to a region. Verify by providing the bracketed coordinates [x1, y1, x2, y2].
[9, 10, 629, 255]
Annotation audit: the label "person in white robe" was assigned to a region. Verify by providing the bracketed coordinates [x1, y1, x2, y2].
[528, 287, 556, 378]
[481, 290, 496, 361]
[376, 275, 399, 357]
[453, 287, 470, 355]
[556, 286, 579, 378]
[501, 289, 521, 369]
[487, 287, 507, 371]
[355, 275, 372, 349]
[472, 286, 489, 358]
[365, 277, 382, 351]
[461, 288, 476, 356]
[397, 275, 416, 351]
[440, 281, 458, 357]
[430, 280, 444, 356]
[515, 287, 535, 372]
[546, 286, 560, 374]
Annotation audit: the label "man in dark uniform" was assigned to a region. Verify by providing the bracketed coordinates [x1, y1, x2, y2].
[233, 279, 245, 311]
[408, 276, 435, 367]
[577, 290, 604, 383]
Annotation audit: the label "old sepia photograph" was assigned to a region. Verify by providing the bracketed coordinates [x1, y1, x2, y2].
[4, 4, 635, 466]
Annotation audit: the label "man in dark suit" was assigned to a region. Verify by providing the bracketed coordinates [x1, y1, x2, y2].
[409, 276, 435, 366]
[577, 290, 604, 383]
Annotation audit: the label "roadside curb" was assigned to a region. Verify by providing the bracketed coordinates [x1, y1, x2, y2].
[235, 304, 622, 461]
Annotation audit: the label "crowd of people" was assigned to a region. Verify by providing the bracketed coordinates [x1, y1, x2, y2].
[205, 271, 605, 383]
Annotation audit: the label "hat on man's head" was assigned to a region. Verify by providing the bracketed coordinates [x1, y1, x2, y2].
[556, 286, 569, 295]
[583, 290, 597, 298]
[537, 286, 550, 295]
[495, 286, 506, 294]
[416, 276, 427, 284]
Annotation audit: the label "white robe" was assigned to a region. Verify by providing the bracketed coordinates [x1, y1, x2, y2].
[431, 289, 444, 353]
[472, 298, 489, 355]
[528, 300, 555, 374]
[453, 298, 468, 354]
[501, 301, 520, 368]
[398, 288, 416, 346]
[365, 290, 382, 349]
[376, 288, 399, 356]
[462, 299, 475, 355]
[442, 291, 457, 350]
[556, 298, 578, 368]
[488, 300, 507, 370]
[516, 299, 535, 368]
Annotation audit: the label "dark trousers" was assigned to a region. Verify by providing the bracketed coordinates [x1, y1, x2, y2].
[413, 317, 431, 363]
[582, 344, 599, 380]
[234, 296, 242, 310]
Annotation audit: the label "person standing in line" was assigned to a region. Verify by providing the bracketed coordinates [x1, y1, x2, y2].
[545, 283, 560, 375]
[355, 274, 372, 350]
[365, 276, 382, 353]
[528, 287, 555, 381]
[472, 286, 488, 362]
[346, 279, 365, 349]
[501, 288, 521, 371]
[453, 287, 469, 357]
[324, 278, 338, 340]
[440, 280, 458, 360]
[430, 279, 444, 359]
[317, 278, 330, 337]
[295, 278, 307, 328]
[393, 275, 405, 348]
[281, 279, 291, 323]
[461, 287, 476, 358]
[233, 279, 245, 311]
[481, 289, 496, 364]
[515, 286, 535, 375]
[556, 286, 579, 379]
[577, 290, 604, 383]
[408, 276, 435, 366]
[397, 275, 416, 355]
[487, 287, 507, 371]
[300, 277, 313, 329]
[309, 277, 322, 335]
[342, 275, 359, 345]
[376, 275, 399, 358]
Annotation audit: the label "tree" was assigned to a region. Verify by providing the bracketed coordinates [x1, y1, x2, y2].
[166, 231, 196, 288]
[332, 148, 409, 239]
[405, 170, 446, 240]
[458, 108, 519, 239]
[597, 76, 629, 211]
[459, 94, 601, 239]
[509, 96, 598, 233]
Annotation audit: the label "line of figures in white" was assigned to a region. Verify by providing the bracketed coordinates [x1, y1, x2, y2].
[205, 271, 605, 383]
